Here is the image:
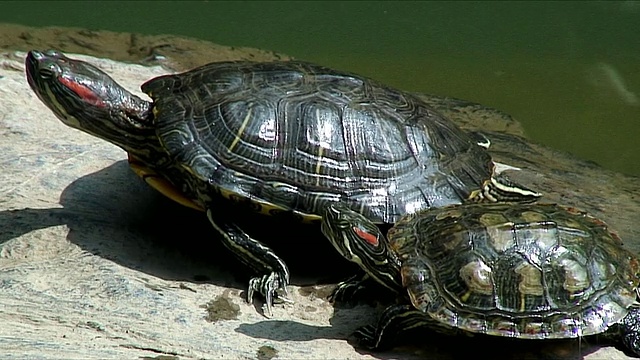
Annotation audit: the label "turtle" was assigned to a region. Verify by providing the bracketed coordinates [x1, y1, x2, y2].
[320, 202, 640, 355]
[24, 49, 540, 315]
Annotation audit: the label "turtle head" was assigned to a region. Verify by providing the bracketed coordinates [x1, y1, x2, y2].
[25, 50, 154, 152]
[321, 203, 402, 292]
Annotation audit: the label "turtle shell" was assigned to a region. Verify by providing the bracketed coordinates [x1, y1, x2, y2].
[141, 61, 497, 224]
[388, 202, 640, 339]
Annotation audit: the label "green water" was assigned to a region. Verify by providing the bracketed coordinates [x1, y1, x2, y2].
[2, 1, 639, 175]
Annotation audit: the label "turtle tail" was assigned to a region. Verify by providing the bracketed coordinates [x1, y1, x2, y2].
[470, 176, 541, 203]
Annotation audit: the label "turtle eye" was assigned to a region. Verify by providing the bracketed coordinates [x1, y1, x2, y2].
[39, 63, 61, 79]
[39, 68, 55, 79]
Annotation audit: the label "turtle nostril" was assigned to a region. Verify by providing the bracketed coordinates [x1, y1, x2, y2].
[44, 49, 62, 57]
[38, 63, 62, 79]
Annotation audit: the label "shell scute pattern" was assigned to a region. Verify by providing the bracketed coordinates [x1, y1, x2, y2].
[390, 203, 639, 338]
[141, 61, 495, 223]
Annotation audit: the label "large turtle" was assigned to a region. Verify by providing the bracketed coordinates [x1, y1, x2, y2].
[321, 202, 640, 355]
[24, 49, 539, 315]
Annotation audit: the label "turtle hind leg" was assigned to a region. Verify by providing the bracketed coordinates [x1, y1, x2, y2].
[206, 208, 291, 317]
[470, 175, 541, 203]
[616, 306, 640, 357]
[355, 304, 429, 350]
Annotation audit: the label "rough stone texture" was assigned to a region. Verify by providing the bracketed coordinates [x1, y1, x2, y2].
[1, 25, 638, 359]
[0, 23, 291, 71]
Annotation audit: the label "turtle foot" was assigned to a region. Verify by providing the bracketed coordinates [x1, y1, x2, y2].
[206, 208, 292, 317]
[353, 324, 382, 350]
[247, 271, 293, 317]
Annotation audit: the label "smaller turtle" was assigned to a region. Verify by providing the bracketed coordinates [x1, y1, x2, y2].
[321, 202, 640, 355]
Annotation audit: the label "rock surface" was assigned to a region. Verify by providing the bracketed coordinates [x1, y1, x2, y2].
[1, 25, 638, 359]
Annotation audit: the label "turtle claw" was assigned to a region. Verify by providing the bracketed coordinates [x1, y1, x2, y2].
[206, 209, 292, 316]
[248, 271, 292, 317]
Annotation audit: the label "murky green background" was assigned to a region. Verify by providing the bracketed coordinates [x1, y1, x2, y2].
[2, 1, 639, 175]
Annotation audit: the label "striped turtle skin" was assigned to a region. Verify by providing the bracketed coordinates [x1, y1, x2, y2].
[321, 203, 640, 353]
[25, 49, 538, 316]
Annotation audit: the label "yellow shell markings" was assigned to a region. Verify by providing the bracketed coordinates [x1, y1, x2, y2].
[315, 146, 324, 187]
[480, 212, 514, 253]
[458, 259, 494, 303]
[130, 153, 320, 222]
[216, 180, 321, 224]
[440, 223, 467, 252]
[151, 100, 323, 222]
[520, 210, 549, 223]
[513, 262, 545, 312]
[478, 212, 508, 227]
[228, 106, 253, 152]
[485, 223, 516, 253]
[217, 106, 325, 221]
[311, 106, 339, 188]
[558, 258, 590, 295]
[434, 207, 464, 221]
[127, 155, 204, 211]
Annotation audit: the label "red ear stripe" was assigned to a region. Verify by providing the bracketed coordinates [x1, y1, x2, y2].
[59, 77, 106, 108]
[353, 226, 379, 246]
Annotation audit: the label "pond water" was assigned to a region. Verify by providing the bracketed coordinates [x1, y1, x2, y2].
[2, 1, 638, 175]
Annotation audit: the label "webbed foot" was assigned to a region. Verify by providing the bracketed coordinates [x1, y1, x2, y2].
[207, 208, 292, 317]
[248, 270, 293, 317]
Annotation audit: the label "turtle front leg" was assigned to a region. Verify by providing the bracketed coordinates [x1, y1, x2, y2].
[355, 304, 429, 350]
[329, 273, 372, 303]
[330, 272, 397, 306]
[206, 208, 292, 317]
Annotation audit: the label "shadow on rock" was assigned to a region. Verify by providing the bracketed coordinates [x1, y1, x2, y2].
[234, 300, 377, 340]
[1, 160, 357, 291]
[236, 282, 625, 360]
[323, 308, 624, 360]
[369, 329, 609, 360]
[237, 311, 613, 360]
